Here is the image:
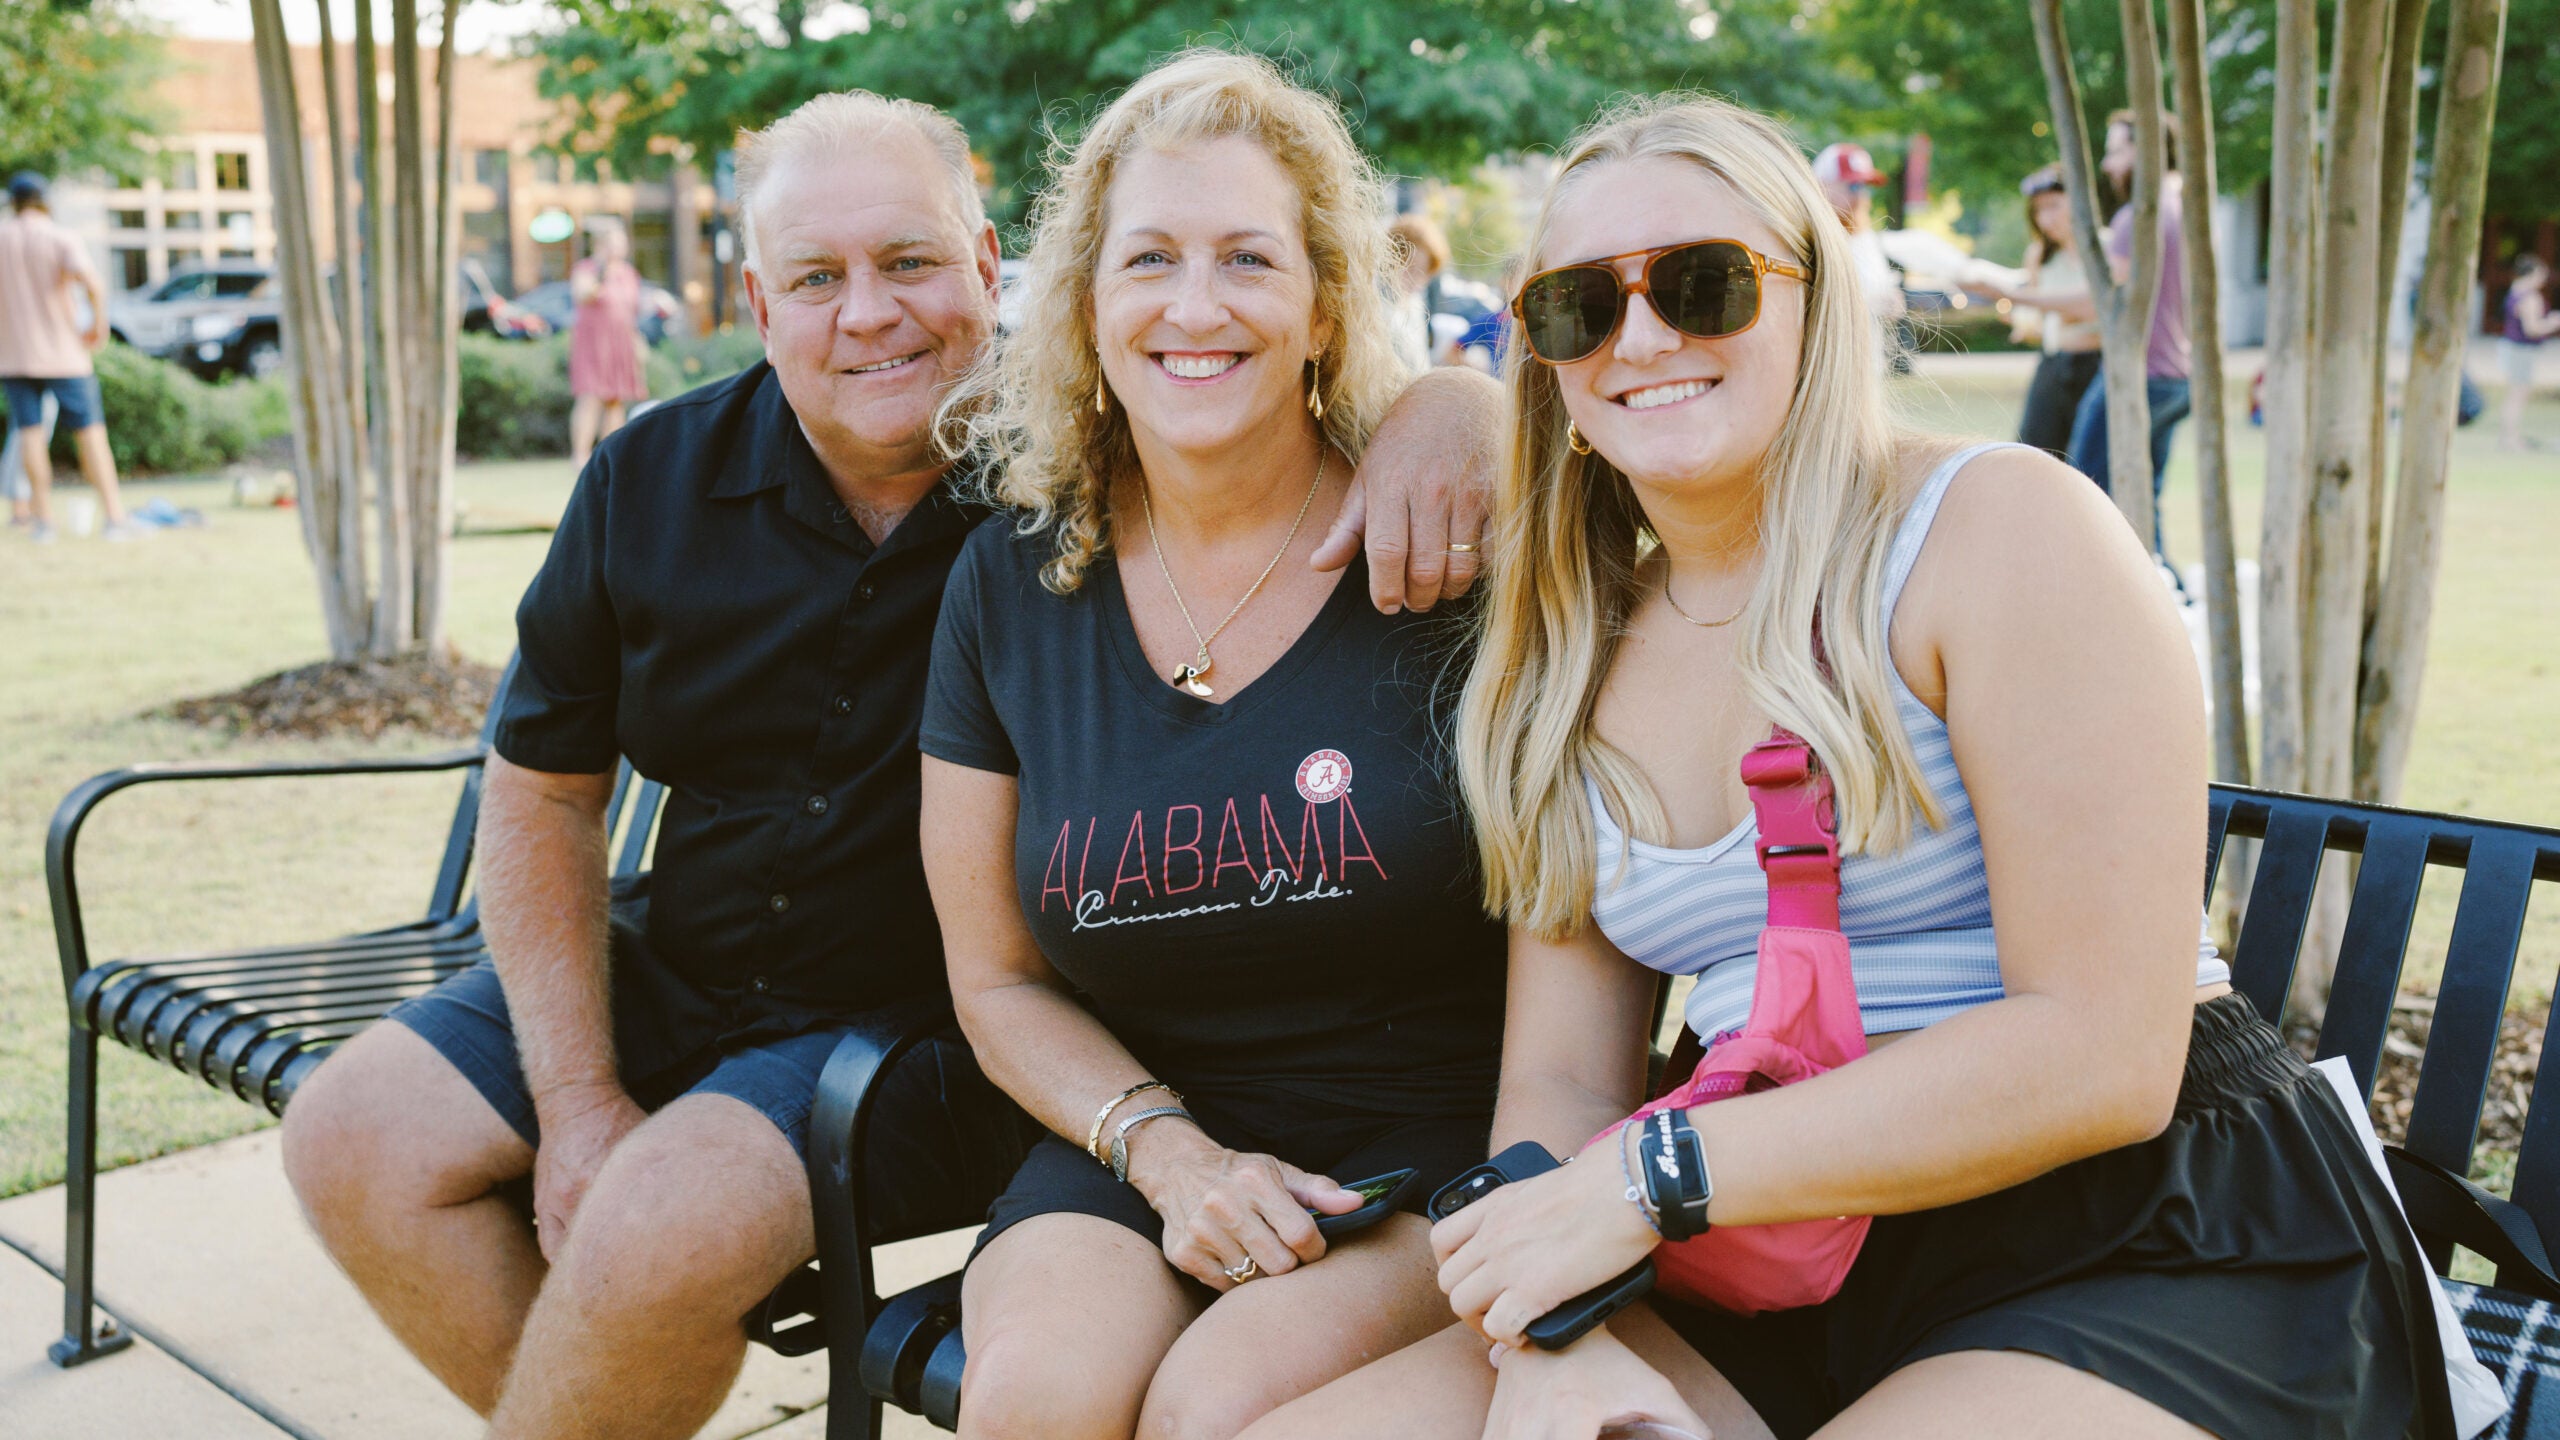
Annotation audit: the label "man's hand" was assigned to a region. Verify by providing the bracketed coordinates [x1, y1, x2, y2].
[1484, 1326, 1712, 1440]
[530, 1080, 648, 1262]
[1313, 367, 1500, 614]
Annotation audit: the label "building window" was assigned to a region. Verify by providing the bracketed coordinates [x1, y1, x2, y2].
[474, 148, 511, 188]
[164, 210, 203, 231]
[162, 150, 200, 190]
[214, 152, 251, 191]
[531, 151, 559, 184]
[112, 249, 150, 292]
[631, 209, 673, 286]
[217, 211, 254, 244]
[462, 209, 513, 294]
[112, 209, 147, 230]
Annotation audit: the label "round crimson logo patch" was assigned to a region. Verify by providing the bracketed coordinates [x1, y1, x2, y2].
[1295, 749, 1353, 804]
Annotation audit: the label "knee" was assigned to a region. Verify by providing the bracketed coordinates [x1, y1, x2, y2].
[546, 1166, 800, 1333]
[1138, 1349, 1288, 1440]
[280, 1052, 394, 1223]
[959, 1325, 1142, 1440]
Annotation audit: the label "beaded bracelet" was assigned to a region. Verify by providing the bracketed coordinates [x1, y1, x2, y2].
[1618, 1123, 1666, 1239]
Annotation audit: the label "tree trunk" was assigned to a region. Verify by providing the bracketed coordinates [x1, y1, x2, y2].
[248, 0, 367, 660]
[411, 0, 463, 653]
[2257, 0, 2322, 797]
[2166, 0, 2250, 789]
[314, 0, 370, 643]
[2030, 0, 2160, 553]
[2358, 0, 2510, 805]
[2360, 0, 2433, 663]
[357, 0, 412, 657]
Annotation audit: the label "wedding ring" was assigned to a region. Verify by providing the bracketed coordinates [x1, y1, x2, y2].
[1445, 542, 1478, 553]
[1222, 1257, 1261, 1284]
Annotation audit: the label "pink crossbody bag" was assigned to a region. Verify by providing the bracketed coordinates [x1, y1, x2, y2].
[1597, 725, 1871, 1315]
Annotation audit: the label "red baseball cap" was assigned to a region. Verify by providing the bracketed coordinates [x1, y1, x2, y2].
[1812, 143, 1889, 189]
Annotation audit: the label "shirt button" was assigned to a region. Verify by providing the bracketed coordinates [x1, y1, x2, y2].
[831, 694, 854, 715]
[855, 582, 877, 602]
[750, 975, 771, 994]
[805, 794, 830, 816]
[769, 893, 791, 914]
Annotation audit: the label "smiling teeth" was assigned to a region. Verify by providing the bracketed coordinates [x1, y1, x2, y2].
[1623, 380, 1712, 410]
[1160, 354, 1240, 379]
[851, 353, 919, 374]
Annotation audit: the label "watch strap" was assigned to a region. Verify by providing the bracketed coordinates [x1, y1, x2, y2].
[1108, 1105, 1194, 1183]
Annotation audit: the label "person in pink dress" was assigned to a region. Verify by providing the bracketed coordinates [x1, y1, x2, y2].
[568, 219, 649, 470]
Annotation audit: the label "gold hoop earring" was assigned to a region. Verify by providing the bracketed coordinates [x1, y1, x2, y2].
[1566, 421, 1593, 456]
[1306, 354, 1325, 421]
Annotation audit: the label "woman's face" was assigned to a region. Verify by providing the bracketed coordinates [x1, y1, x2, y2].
[595, 225, 629, 264]
[1534, 156, 1807, 496]
[1093, 135, 1331, 464]
[2032, 190, 2073, 250]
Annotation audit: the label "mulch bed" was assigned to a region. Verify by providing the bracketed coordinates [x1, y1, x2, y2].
[2289, 988, 2545, 1154]
[156, 650, 501, 741]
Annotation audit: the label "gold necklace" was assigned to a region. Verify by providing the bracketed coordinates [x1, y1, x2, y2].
[1140, 451, 1327, 698]
[1661, 563, 1753, 628]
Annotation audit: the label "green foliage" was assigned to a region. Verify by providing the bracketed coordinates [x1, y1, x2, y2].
[47, 345, 289, 476]
[2477, 0, 2559, 217]
[456, 329, 767, 459]
[0, 0, 169, 180]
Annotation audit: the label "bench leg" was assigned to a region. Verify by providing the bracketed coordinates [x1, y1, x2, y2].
[49, 1028, 132, 1367]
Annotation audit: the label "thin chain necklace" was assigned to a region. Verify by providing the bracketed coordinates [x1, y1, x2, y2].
[1140, 451, 1326, 698]
[1661, 554, 1755, 628]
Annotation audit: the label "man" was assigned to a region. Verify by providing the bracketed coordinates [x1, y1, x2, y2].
[279, 92, 1495, 1440]
[0, 171, 136, 542]
[2064, 111, 2193, 548]
[1811, 142, 1907, 334]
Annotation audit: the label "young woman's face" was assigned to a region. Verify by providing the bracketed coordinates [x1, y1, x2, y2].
[1534, 156, 1807, 495]
[1093, 136, 1331, 463]
[2032, 190, 2074, 249]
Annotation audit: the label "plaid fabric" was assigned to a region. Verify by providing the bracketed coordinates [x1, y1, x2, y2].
[2449, 1281, 2560, 1438]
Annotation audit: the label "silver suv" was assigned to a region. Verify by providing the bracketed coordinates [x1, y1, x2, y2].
[108, 262, 282, 378]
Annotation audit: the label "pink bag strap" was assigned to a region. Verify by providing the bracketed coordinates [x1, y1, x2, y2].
[1741, 728, 1841, 932]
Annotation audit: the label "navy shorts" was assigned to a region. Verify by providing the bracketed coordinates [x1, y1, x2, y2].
[4, 374, 102, 431]
[388, 959, 1035, 1239]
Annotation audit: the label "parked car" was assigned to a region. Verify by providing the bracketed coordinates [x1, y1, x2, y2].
[504, 277, 682, 345]
[107, 262, 283, 379]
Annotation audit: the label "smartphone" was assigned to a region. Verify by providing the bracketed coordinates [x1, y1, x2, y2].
[1311, 1167, 1420, 1239]
[1426, 1141, 1657, 1350]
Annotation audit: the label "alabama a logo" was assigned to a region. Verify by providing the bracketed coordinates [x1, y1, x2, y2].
[1295, 749, 1352, 804]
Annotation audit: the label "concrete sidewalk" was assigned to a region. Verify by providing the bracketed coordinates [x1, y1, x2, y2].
[0, 1128, 963, 1438]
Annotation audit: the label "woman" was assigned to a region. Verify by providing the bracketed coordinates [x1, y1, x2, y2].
[921, 51, 1507, 1440]
[567, 218, 648, 470]
[1992, 166, 2103, 461]
[1389, 212, 1453, 375]
[2500, 254, 2558, 453]
[1244, 95, 2460, 1440]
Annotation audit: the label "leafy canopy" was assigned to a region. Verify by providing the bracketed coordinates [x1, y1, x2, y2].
[0, 0, 168, 181]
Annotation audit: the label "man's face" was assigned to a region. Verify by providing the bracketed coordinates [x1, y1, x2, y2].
[742, 130, 1000, 470]
[2102, 122, 2138, 193]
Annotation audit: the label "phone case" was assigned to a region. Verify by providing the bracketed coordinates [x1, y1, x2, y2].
[1314, 1167, 1421, 1239]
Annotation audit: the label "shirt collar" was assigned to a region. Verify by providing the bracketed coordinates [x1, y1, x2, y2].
[709, 362, 990, 550]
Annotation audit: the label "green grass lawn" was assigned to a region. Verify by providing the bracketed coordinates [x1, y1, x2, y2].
[1, 371, 2554, 1198]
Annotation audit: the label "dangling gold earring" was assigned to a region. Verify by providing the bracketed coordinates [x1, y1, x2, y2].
[1306, 354, 1325, 421]
[1566, 421, 1593, 456]
[1095, 376, 1107, 415]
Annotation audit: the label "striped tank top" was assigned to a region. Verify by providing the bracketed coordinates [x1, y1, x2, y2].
[1588, 441, 2229, 1044]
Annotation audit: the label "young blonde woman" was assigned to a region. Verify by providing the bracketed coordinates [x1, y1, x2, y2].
[1242, 95, 2458, 1440]
[920, 51, 1507, 1440]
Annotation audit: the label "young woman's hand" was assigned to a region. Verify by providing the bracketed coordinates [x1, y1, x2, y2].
[1483, 1325, 1712, 1440]
[1434, 1137, 1657, 1345]
[1130, 1125, 1363, 1290]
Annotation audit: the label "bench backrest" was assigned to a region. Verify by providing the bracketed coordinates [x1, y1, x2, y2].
[2208, 786, 2560, 1262]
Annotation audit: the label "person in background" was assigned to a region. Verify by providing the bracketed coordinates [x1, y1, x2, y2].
[1, 388, 50, 527]
[1390, 212, 1453, 375]
[567, 217, 650, 472]
[1968, 167, 2103, 461]
[2062, 111, 2192, 550]
[0, 171, 137, 542]
[2499, 254, 2557, 453]
[1811, 143, 1904, 338]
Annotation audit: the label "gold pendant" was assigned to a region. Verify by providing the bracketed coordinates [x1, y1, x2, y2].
[1172, 658, 1216, 698]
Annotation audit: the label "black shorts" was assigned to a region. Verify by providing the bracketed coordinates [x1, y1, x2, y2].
[1658, 994, 2456, 1439]
[973, 1086, 1493, 1265]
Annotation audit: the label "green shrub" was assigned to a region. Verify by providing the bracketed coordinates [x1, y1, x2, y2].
[457, 326, 766, 460]
[47, 343, 290, 475]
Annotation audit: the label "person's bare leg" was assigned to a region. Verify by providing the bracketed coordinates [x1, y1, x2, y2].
[281, 1022, 543, 1413]
[960, 1214, 1202, 1440]
[1239, 1304, 1771, 1440]
[486, 1093, 812, 1440]
[18, 426, 53, 528]
[599, 399, 628, 446]
[73, 425, 127, 524]
[569, 394, 602, 470]
[1814, 1349, 2210, 1439]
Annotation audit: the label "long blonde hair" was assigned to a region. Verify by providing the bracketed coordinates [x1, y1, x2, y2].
[1456, 95, 1949, 939]
[940, 48, 1406, 594]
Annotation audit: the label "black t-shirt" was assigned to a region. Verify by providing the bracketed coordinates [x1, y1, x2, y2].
[922, 516, 1505, 1117]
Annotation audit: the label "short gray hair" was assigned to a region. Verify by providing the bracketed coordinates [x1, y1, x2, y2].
[734, 92, 985, 273]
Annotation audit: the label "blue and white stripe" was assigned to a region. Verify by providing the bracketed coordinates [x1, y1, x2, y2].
[1589, 442, 2229, 1043]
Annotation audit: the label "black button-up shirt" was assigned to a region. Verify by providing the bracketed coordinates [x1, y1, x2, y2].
[493, 362, 988, 1053]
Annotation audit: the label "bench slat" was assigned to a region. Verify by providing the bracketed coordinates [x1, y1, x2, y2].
[2314, 817, 2435, 1094]
[2405, 832, 2539, 1176]
[2229, 803, 2333, 1024]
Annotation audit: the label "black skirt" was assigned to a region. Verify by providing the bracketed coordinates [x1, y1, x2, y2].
[1659, 994, 2457, 1439]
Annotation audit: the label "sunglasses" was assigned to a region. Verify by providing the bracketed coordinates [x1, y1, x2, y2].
[1511, 238, 1813, 366]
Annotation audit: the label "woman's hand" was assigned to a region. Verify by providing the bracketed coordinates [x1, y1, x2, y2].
[1483, 1326, 1712, 1440]
[1434, 1135, 1658, 1346]
[1128, 1122, 1364, 1291]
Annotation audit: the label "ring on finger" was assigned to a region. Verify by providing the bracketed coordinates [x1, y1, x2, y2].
[1222, 1257, 1262, 1284]
[1445, 542, 1478, 553]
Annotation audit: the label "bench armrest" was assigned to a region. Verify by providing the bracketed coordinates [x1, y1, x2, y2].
[2386, 1145, 2560, 1303]
[47, 748, 489, 998]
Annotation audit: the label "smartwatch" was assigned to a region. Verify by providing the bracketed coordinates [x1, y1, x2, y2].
[1639, 1109, 1714, 1241]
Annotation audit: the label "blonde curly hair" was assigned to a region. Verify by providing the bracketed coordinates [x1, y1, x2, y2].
[939, 47, 1405, 594]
